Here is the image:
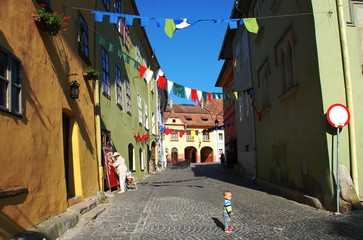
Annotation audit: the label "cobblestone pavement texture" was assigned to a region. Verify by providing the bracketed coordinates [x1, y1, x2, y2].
[58, 163, 363, 240]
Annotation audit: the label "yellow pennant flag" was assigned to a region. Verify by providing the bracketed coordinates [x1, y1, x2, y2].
[164, 19, 176, 38]
[243, 18, 259, 34]
[234, 92, 239, 100]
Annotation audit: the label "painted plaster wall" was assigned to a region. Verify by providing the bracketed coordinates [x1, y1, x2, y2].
[233, 26, 257, 177]
[247, 1, 335, 208]
[96, 0, 159, 181]
[312, 0, 363, 200]
[0, 0, 99, 235]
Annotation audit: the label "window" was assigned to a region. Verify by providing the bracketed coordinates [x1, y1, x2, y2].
[137, 93, 142, 124]
[356, 6, 363, 70]
[219, 149, 223, 154]
[258, 59, 270, 109]
[103, 0, 110, 11]
[135, 42, 141, 63]
[78, 12, 89, 59]
[117, 18, 130, 49]
[144, 101, 148, 129]
[0, 47, 22, 115]
[253, 0, 263, 28]
[172, 119, 176, 123]
[101, 48, 110, 97]
[185, 117, 192, 121]
[128, 144, 135, 171]
[114, 0, 121, 13]
[139, 148, 144, 171]
[276, 27, 296, 94]
[125, 78, 131, 114]
[115, 65, 123, 109]
[201, 117, 208, 122]
[186, 132, 194, 141]
[170, 133, 178, 140]
[218, 133, 223, 140]
[202, 132, 210, 141]
[151, 112, 155, 134]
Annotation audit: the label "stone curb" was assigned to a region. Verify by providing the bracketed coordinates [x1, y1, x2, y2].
[255, 179, 324, 210]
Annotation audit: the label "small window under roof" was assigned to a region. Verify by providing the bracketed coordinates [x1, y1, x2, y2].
[201, 117, 208, 121]
[185, 117, 192, 121]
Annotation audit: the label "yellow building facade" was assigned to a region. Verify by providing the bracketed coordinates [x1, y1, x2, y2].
[0, 0, 99, 238]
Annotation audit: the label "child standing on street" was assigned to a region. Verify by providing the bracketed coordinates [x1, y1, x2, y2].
[223, 190, 234, 233]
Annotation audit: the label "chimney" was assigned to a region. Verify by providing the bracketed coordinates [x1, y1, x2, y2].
[170, 97, 173, 108]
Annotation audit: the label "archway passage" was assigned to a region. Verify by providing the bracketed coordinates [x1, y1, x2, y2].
[185, 146, 197, 163]
[201, 147, 214, 163]
[171, 147, 178, 164]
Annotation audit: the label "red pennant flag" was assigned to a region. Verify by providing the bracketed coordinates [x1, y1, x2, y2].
[158, 76, 167, 89]
[191, 89, 198, 102]
[207, 92, 212, 102]
[179, 131, 184, 138]
[139, 65, 147, 78]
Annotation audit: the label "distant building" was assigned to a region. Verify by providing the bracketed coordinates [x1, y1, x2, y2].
[163, 100, 223, 164]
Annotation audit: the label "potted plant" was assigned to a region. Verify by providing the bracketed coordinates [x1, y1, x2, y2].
[33, 5, 70, 36]
[83, 66, 101, 80]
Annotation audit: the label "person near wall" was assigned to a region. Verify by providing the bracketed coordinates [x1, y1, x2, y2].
[112, 152, 128, 193]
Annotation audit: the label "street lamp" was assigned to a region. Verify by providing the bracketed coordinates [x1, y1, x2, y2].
[69, 80, 80, 100]
[67, 73, 80, 100]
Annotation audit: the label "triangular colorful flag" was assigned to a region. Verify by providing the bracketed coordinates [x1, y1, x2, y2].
[167, 80, 174, 94]
[139, 65, 147, 78]
[158, 76, 167, 89]
[243, 18, 259, 33]
[164, 19, 176, 38]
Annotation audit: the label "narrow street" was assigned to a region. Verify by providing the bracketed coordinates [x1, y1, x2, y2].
[59, 163, 363, 240]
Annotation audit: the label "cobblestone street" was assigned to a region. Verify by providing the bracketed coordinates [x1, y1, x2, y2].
[58, 163, 363, 240]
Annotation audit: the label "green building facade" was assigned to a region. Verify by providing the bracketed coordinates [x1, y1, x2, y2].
[225, 0, 363, 211]
[95, 0, 160, 186]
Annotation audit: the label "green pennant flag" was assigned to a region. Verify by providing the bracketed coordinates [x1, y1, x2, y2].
[202, 92, 207, 102]
[164, 19, 176, 38]
[125, 55, 131, 64]
[172, 83, 186, 98]
[109, 43, 115, 53]
[243, 18, 259, 33]
[99, 35, 106, 45]
[117, 49, 123, 58]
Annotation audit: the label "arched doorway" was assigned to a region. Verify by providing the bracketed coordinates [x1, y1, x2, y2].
[171, 147, 178, 164]
[151, 141, 156, 171]
[184, 146, 197, 163]
[128, 144, 134, 171]
[200, 147, 214, 163]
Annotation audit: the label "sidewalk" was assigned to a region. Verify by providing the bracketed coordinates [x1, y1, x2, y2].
[58, 163, 363, 240]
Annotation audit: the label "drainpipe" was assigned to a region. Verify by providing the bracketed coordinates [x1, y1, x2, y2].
[336, 0, 359, 194]
[95, 78, 103, 190]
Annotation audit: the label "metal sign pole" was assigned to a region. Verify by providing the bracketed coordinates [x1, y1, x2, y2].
[336, 127, 340, 214]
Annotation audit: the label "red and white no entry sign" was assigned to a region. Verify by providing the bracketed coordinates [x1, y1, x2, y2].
[326, 104, 350, 128]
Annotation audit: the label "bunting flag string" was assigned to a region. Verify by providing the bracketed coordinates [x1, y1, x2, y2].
[160, 123, 234, 137]
[95, 25, 259, 117]
[91, 10, 259, 38]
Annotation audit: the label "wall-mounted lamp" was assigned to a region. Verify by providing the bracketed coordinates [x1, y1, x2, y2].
[67, 74, 80, 100]
[214, 119, 219, 126]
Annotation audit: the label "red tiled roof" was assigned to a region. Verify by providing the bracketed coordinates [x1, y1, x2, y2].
[164, 101, 224, 128]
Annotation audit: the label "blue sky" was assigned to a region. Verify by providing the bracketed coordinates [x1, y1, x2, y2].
[134, 0, 235, 104]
